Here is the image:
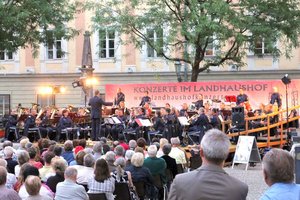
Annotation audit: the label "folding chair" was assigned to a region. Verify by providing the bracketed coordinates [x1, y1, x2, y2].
[87, 193, 107, 200]
[114, 182, 131, 200]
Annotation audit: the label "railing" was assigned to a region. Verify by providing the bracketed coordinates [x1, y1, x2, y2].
[226, 105, 300, 147]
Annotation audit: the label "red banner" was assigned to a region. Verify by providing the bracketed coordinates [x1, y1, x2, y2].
[105, 80, 299, 110]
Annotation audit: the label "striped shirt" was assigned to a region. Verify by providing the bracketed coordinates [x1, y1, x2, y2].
[87, 176, 115, 200]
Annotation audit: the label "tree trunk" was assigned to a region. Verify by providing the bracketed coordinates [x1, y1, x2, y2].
[191, 65, 199, 82]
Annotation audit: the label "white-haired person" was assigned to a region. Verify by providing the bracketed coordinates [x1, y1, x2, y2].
[169, 137, 187, 173]
[260, 148, 300, 200]
[46, 158, 67, 193]
[55, 167, 88, 200]
[112, 157, 133, 187]
[15, 150, 30, 177]
[0, 158, 17, 189]
[4, 146, 18, 174]
[168, 129, 248, 200]
[0, 166, 21, 200]
[156, 138, 169, 158]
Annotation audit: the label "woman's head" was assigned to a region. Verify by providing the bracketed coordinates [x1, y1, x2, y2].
[94, 159, 110, 182]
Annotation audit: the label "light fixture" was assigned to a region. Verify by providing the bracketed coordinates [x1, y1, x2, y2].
[85, 77, 98, 86]
[281, 74, 291, 85]
[174, 61, 182, 82]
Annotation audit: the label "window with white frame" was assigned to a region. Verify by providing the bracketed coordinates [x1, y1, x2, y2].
[254, 38, 272, 55]
[146, 28, 163, 58]
[0, 49, 13, 61]
[0, 94, 10, 118]
[99, 29, 115, 59]
[46, 38, 63, 59]
[37, 94, 55, 107]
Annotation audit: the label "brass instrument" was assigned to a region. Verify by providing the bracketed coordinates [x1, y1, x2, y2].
[35, 108, 44, 125]
[50, 106, 58, 119]
[188, 114, 199, 123]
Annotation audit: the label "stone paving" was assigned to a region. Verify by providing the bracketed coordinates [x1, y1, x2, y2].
[225, 163, 268, 200]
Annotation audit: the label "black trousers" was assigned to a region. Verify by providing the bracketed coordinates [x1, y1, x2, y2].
[91, 118, 100, 140]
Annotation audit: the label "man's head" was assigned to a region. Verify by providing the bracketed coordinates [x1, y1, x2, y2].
[262, 148, 294, 186]
[170, 137, 180, 147]
[239, 88, 244, 95]
[64, 140, 73, 151]
[43, 151, 55, 166]
[95, 90, 100, 96]
[0, 158, 7, 168]
[64, 167, 78, 182]
[3, 146, 14, 159]
[200, 129, 230, 166]
[25, 175, 41, 196]
[0, 166, 7, 186]
[198, 94, 203, 100]
[273, 86, 278, 93]
[105, 151, 116, 164]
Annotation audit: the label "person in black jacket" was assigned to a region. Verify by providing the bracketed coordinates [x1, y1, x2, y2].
[4, 111, 18, 140]
[139, 91, 151, 107]
[160, 144, 177, 189]
[88, 90, 112, 141]
[114, 88, 125, 107]
[23, 109, 37, 138]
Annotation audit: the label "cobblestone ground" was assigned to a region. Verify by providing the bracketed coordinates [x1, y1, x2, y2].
[225, 163, 268, 200]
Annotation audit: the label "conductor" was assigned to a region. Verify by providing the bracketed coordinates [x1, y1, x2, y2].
[89, 90, 112, 141]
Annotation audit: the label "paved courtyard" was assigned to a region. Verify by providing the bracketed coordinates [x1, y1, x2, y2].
[225, 163, 268, 200]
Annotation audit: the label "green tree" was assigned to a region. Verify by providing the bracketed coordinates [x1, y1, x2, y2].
[0, 0, 81, 54]
[90, 0, 300, 82]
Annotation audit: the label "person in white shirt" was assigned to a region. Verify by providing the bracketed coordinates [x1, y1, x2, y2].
[169, 137, 187, 171]
[74, 154, 95, 185]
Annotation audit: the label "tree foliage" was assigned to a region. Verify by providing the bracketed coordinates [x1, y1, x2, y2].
[0, 0, 81, 54]
[90, 0, 300, 81]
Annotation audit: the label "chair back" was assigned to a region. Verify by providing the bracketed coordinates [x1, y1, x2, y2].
[133, 181, 145, 199]
[88, 193, 107, 200]
[165, 168, 173, 183]
[189, 156, 202, 170]
[114, 182, 131, 200]
[177, 164, 184, 174]
[152, 174, 163, 189]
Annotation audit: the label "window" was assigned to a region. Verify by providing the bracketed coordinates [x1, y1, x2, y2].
[0, 49, 13, 61]
[254, 38, 272, 55]
[46, 38, 63, 59]
[0, 95, 10, 118]
[37, 94, 55, 107]
[146, 28, 163, 58]
[99, 30, 115, 58]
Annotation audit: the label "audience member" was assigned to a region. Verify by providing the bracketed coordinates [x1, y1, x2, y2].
[61, 140, 74, 165]
[105, 151, 116, 172]
[161, 144, 177, 180]
[87, 159, 115, 200]
[18, 165, 54, 199]
[0, 158, 17, 189]
[168, 129, 248, 200]
[129, 140, 137, 150]
[169, 137, 187, 172]
[125, 150, 135, 167]
[70, 146, 85, 166]
[18, 138, 30, 151]
[118, 134, 129, 150]
[28, 147, 43, 169]
[92, 142, 102, 161]
[260, 148, 300, 200]
[55, 167, 89, 200]
[46, 158, 67, 193]
[39, 151, 55, 182]
[143, 145, 166, 182]
[4, 146, 18, 174]
[0, 166, 21, 200]
[75, 154, 95, 185]
[157, 138, 168, 157]
[112, 157, 133, 187]
[114, 145, 125, 159]
[25, 175, 52, 200]
[15, 150, 30, 177]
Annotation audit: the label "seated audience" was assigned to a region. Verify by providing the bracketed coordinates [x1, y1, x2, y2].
[92, 142, 102, 161]
[169, 137, 187, 172]
[0, 166, 21, 200]
[4, 146, 18, 174]
[168, 129, 248, 200]
[260, 148, 300, 200]
[39, 152, 55, 182]
[46, 158, 67, 193]
[87, 159, 115, 200]
[0, 158, 17, 189]
[125, 150, 135, 167]
[157, 138, 169, 158]
[129, 140, 137, 150]
[76, 154, 95, 185]
[114, 145, 125, 159]
[55, 167, 89, 200]
[70, 146, 84, 166]
[15, 150, 30, 178]
[28, 147, 43, 169]
[105, 151, 116, 172]
[61, 140, 75, 165]
[18, 165, 54, 199]
[112, 157, 133, 187]
[25, 175, 52, 200]
[160, 144, 178, 181]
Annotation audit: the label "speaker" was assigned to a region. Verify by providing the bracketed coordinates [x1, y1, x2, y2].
[231, 107, 245, 128]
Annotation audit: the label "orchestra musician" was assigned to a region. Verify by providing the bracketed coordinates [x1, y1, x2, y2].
[5, 110, 19, 140]
[194, 94, 204, 110]
[118, 101, 130, 116]
[188, 108, 211, 142]
[23, 109, 37, 138]
[236, 88, 249, 106]
[209, 108, 221, 129]
[38, 109, 55, 139]
[270, 86, 282, 110]
[111, 109, 127, 140]
[152, 110, 165, 135]
[114, 88, 125, 107]
[179, 103, 189, 117]
[56, 109, 73, 141]
[139, 91, 151, 107]
[89, 89, 112, 141]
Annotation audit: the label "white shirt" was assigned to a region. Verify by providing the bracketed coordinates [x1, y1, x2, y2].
[73, 165, 94, 185]
[169, 147, 187, 164]
[6, 173, 17, 189]
[19, 184, 54, 200]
